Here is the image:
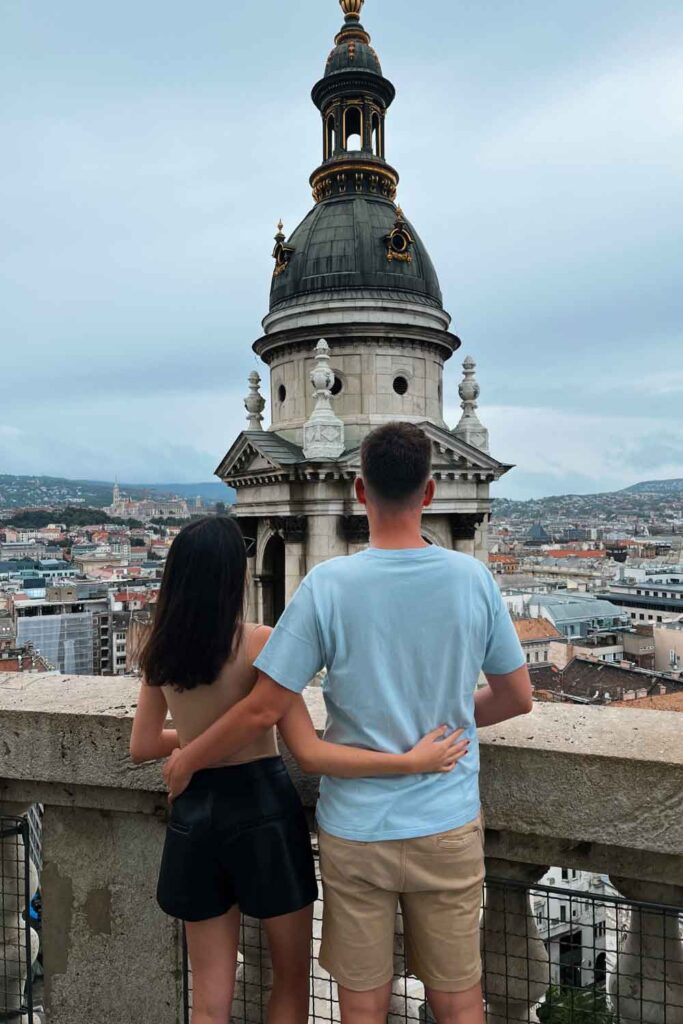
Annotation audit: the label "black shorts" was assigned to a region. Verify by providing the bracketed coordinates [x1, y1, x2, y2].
[157, 756, 318, 923]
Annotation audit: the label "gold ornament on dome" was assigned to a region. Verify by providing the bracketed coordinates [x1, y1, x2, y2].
[340, 0, 364, 19]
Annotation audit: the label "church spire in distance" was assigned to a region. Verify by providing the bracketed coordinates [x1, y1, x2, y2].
[309, 0, 398, 204]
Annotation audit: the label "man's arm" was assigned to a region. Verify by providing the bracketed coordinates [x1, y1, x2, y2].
[163, 673, 299, 798]
[474, 664, 533, 729]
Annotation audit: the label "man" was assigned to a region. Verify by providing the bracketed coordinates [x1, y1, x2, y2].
[165, 422, 532, 1024]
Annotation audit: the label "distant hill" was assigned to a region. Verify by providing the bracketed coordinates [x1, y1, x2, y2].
[493, 478, 683, 522]
[621, 479, 683, 495]
[0, 474, 233, 511]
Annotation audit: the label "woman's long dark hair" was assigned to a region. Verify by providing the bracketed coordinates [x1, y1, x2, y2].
[141, 516, 247, 690]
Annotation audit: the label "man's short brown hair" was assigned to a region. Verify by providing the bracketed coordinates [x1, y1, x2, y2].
[360, 422, 432, 505]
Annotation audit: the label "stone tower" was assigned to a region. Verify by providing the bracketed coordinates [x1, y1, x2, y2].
[216, 0, 512, 624]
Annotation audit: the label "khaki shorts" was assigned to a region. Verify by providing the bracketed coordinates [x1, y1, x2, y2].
[318, 816, 485, 993]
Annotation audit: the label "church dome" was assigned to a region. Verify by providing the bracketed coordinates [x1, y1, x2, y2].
[325, 32, 382, 77]
[269, 195, 443, 312]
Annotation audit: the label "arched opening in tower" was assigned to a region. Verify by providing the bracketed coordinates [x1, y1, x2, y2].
[344, 106, 363, 152]
[325, 114, 336, 159]
[371, 112, 382, 157]
[261, 534, 286, 626]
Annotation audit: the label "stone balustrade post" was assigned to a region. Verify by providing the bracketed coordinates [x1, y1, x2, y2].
[481, 859, 550, 1024]
[608, 876, 683, 1023]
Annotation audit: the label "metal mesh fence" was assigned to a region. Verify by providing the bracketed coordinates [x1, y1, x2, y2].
[182, 853, 683, 1024]
[0, 815, 36, 1023]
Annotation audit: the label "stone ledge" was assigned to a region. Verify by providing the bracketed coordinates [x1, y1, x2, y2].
[1, 674, 682, 883]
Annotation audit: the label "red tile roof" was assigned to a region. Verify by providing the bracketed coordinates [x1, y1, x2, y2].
[612, 692, 683, 712]
[514, 618, 562, 642]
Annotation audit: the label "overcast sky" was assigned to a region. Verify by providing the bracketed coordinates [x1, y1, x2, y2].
[2, 0, 682, 499]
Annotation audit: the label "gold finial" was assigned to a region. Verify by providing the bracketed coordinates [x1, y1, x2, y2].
[277, 219, 284, 233]
[340, 0, 364, 20]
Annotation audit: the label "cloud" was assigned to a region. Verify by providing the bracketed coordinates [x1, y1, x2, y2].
[448, 404, 683, 499]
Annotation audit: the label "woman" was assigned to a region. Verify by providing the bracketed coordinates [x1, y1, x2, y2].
[130, 517, 468, 1024]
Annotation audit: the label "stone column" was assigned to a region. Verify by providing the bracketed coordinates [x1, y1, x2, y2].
[481, 860, 550, 1024]
[475, 515, 490, 564]
[246, 555, 258, 621]
[307, 515, 347, 569]
[608, 876, 683, 1022]
[450, 514, 482, 557]
[254, 577, 265, 625]
[270, 516, 307, 603]
[41, 803, 182, 1024]
[0, 803, 39, 1024]
[285, 542, 306, 603]
[340, 514, 369, 556]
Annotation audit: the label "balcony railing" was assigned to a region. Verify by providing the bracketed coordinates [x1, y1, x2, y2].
[1, 673, 682, 1023]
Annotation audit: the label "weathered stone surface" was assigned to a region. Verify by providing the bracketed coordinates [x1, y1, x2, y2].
[0, 673, 163, 793]
[42, 804, 182, 1024]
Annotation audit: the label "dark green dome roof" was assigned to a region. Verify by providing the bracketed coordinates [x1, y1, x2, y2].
[325, 32, 382, 76]
[270, 195, 443, 312]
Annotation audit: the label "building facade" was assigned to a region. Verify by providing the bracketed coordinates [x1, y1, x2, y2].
[598, 573, 683, 626]
[653, 617, 683, 675]
[216, 0, 511, 624]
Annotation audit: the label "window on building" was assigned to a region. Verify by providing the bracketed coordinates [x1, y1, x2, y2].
[560, 905, 567, 922]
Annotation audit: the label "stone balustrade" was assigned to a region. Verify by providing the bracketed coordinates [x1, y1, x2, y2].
[0, 673, 682, 1024]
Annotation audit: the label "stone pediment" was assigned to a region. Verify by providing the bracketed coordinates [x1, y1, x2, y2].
[216, 422, 511, 486]
[420, 423, 511, 477]
[215, 431, 305, 484]
[338, 422, 512, 481]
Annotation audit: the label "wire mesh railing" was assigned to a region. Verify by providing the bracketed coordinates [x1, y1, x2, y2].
[0, 814, 37, 1023]
[3, 810, 680, 1023]
[182, 853, 683, 1023]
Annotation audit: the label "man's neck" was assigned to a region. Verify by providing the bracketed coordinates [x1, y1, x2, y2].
[368, 517, 428, 551]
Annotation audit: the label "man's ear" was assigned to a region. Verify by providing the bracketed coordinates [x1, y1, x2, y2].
[355, 477, 367, 506]
[422, 478, 436, 508]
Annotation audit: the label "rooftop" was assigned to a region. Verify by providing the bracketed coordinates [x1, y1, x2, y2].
[513, 617, 561, 642]
[613, 692, 683, 712]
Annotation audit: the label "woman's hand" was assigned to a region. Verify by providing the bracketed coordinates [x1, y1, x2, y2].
[406, 727, 469, 774]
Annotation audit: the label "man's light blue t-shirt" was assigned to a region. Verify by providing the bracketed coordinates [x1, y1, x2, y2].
[254, 546, 525, 842]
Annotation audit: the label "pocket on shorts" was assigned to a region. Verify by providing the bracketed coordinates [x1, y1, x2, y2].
[435, 819, 482, 851]
[168, 820, 192, 837]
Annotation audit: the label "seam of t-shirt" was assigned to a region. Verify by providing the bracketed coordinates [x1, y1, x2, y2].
[361, 547, 446, 559]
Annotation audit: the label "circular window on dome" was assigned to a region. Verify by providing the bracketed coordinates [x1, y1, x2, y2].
[393, 376, 409, 396]
[391, 233, 408, 254]
[278, 384, 287, 403]
[330, 375, 343, 396]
